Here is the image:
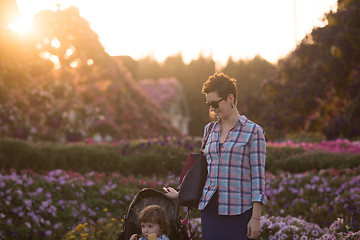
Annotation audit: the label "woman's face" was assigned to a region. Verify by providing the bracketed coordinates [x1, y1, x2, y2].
[206, 92, 229, 120]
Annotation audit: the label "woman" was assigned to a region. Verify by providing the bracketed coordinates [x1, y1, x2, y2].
[165, 72, 267, 240]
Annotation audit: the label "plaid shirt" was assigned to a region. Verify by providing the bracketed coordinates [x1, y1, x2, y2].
[198, 115, 267, 215]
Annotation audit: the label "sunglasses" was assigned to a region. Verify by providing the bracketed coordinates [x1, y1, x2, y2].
[206, 98, 224, 108]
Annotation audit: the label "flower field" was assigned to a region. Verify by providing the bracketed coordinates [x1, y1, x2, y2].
[1, 168, 359, 239]
[1, 139, 360, 239]
[268, 139, 360, 154]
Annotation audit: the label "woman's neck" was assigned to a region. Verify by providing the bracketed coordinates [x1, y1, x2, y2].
[221, 110, 241, 127]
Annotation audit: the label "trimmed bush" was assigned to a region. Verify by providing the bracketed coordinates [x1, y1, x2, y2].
[1, 137, 359, 175]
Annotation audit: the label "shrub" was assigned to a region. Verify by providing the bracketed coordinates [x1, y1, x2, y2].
[2, 137, 359, 176]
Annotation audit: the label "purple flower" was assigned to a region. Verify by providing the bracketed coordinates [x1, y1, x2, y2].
[80, 203, 87, 211]
[16, 178, 23, 184]
[59, 177, 66, 185]
[25, 222, 31, 228]
[16, 189, 23, 197]
[26, 178, 34, 186]
[72, 211, 79, 217]
[85, 180, 94, 187]
[51, 169, 62, 176]
[40, 200, 50, 209]
[48, 205, 57, 217]
[312, 229, 319, 236]
[34, 187, 43, 196]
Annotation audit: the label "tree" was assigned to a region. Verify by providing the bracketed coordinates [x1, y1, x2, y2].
[262, 0, 360, 139]
[221, 55, 275, 124]
[0, 0, 56, 140]
[31, 6, 180, 141]
[186, 55, 216, 136]
[136, 56, 162, 81]
[1, 4, 179, 142]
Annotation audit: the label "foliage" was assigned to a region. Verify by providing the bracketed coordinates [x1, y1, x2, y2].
[190, 215, 360, 240]
[3, 0, 360, 141]
[63, 217, 123, 240]
[1, 137, 359, 175]
[268, 138, 360, 154]
[121, 54, 276, 138]
[0, 169, 177, 239]
[0, 2, 179, 143]
[261, 0, 360, 140]
[0, 136, 197, 175]
[265, 167, 360, 230]
[1, 166, 360, 239]
[220, 55, 276, 125]
[118, 0, 360, 141]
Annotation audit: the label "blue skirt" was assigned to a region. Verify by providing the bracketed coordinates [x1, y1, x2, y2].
[200, 190, 253, 240]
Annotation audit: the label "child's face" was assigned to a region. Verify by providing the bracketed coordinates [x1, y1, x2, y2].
[141, 222, 161, 238]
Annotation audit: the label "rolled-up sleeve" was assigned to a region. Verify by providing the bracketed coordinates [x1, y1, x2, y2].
[250, 127, 267, 205]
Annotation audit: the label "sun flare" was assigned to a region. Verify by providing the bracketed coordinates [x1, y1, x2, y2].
[12, 0, 338, 65]
[8, 18, 32, 34]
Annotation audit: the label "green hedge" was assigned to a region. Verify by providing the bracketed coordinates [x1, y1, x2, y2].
[0, 138, 193, 175]
[0, 138, 359, 175]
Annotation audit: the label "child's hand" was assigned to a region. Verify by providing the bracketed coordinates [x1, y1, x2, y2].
[163, 187, 179, 199]
[129, 234, 138, 240]
[147, 233, 157, 240]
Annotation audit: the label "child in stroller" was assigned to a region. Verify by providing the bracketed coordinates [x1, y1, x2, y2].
[118, 188, 190, 240]
[129, 204, 170, 240]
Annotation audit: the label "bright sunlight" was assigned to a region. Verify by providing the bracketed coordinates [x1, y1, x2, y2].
[12, 0, 337, 65]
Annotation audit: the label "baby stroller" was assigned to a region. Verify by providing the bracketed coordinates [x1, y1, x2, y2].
[118, 188, 190, 240]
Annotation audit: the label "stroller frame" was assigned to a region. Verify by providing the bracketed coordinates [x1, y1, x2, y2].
[118, 188, 190, 240]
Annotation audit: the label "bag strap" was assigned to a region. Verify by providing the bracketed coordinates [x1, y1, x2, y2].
[201, 122, 215, 151]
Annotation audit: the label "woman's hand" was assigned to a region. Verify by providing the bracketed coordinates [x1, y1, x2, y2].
[129, 234, 138, 240]
[247, 217, 261, 239]
[163, 187, 179, 199]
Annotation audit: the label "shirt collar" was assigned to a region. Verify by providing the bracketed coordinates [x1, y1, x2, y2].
[239, 115, 247, 125]
[213, 115, 247, 132]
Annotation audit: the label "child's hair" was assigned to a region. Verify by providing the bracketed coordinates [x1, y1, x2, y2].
[138, 205, 170, 236]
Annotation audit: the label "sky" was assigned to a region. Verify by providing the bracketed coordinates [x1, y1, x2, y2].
[13, 0, 338, 67]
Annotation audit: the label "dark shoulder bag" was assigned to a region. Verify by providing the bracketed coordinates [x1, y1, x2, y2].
[178, 122, 215, 208]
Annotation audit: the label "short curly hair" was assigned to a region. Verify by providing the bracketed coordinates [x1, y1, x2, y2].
[137, 205, 170, 236]
[202, 72, 238, 104]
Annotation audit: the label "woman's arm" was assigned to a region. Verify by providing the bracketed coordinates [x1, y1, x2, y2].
[247, 202, 263, 239]
[129, 234, 138, 240]
[163, 187, 179, 199]
[247, 127, 266, 239]
[251, 201, 262, 220]
[249, 127, 267, 205]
